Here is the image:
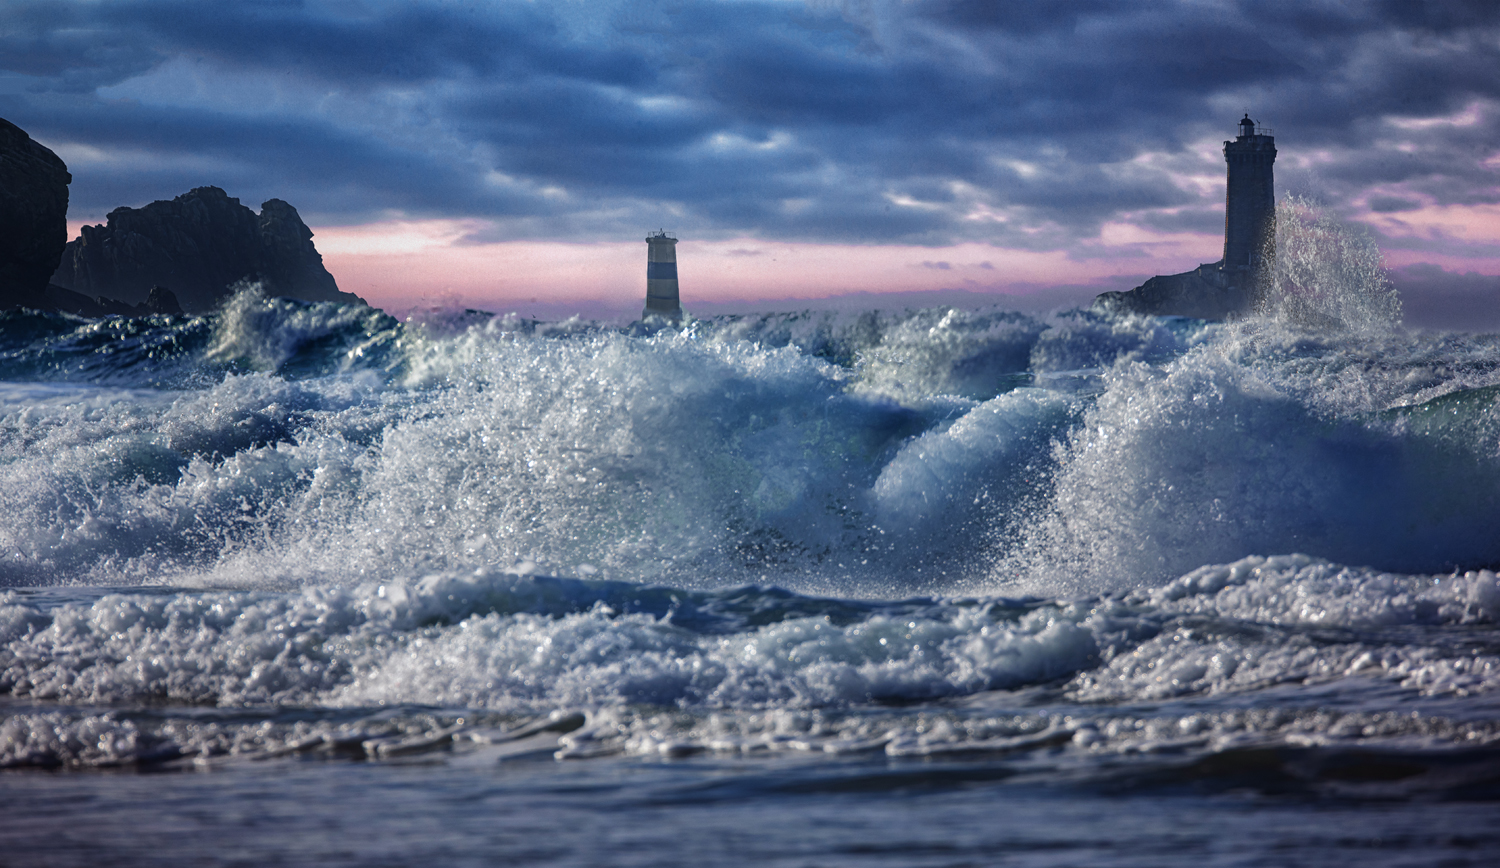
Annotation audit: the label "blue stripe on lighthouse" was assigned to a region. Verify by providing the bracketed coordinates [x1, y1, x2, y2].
[647, 262, 677, 280]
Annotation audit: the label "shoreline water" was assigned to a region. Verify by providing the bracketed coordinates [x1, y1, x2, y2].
[2, 292, 1499, 864]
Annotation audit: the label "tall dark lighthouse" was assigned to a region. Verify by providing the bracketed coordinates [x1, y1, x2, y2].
[1091, 114, 1282, 319]
[643, 230, 681, 321]
[1222, 114, 1276, 279]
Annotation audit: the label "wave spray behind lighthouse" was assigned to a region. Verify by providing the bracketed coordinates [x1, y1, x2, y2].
[643, 230, 681, 321]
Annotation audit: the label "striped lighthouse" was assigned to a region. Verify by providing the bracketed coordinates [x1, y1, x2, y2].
[643, 230, 681, 321]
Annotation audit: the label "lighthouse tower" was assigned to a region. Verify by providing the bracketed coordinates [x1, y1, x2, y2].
[643, 230, 681, 321]
[1222, 114, 1276, 282]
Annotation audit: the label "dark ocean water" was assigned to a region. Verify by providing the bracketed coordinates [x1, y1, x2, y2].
[1, 283, 1498, 866]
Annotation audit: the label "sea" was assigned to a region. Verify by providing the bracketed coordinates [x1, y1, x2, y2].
[2, 260, 1499, 865]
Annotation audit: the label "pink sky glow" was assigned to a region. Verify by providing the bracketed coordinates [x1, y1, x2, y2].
[289, 219, 1221, 320]
[310, 206, 1500, 319]
[1363, 203, 1500, 273]
[64, 199, 1500, 321]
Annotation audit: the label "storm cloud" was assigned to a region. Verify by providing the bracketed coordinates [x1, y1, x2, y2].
[3, 0, 1498, 254]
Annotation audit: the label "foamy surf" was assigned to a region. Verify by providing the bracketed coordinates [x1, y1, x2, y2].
[2, 224, 1499, 865]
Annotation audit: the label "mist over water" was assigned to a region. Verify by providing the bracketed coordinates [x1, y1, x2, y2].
[2, 263, 1492, 596]
[0, 294, 1169, 592]
[1262, 194, 1404, 331]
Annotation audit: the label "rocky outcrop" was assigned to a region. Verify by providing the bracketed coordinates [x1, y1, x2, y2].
[40, 284, 183, 318]
[1094, 261, 1259, 321]
[1, 117, 72, 310]
[52, 187, 362, 313]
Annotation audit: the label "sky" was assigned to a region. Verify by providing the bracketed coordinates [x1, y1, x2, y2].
[4, 0, 1500, 324]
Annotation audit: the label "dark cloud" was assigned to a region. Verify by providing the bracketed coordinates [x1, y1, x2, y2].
[1368, 196, 1421, 213]
[0, 0, 1496, 257]
[0, 3, 163, 92]
[1135, 208, 1225, 236]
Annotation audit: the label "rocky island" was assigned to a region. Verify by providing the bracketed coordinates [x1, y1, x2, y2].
[52, 187, 362, 314]
[0, 118, 72, 312]
[1, 116, 362, 316]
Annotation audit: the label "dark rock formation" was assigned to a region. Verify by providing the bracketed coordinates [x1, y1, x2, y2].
[52, 186, 363, 313]
[144, 285, 184, 315]
[1094, 262, 1260, 321]
[1, 117, 72, 310]
[36, 284, 185, 318]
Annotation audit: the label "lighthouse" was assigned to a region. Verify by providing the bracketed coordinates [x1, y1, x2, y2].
[1222, 114, 1276, 281]
[1091, 113, 1281, 319]
[643, 230, 681, 321]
